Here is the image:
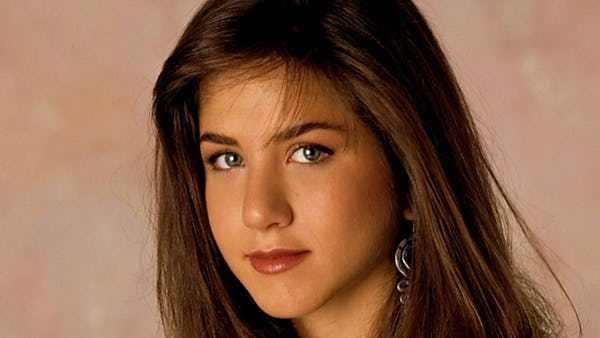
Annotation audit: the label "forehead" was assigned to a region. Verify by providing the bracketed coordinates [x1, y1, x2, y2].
[198, 67, 356, 137]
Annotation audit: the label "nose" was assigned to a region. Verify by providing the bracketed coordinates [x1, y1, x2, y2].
[242, 165, 293, 232]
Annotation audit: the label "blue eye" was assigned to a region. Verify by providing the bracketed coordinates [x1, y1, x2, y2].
[289, 144, 333, 164]
[205, 143, 334, 172]
[207, 151, 243, 171]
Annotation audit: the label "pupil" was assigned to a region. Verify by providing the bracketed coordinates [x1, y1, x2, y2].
[304, 147, 319, 160]
[226, 154, 239, 165]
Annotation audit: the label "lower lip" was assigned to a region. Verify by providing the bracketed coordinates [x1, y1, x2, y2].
[248, 252, 310, 275]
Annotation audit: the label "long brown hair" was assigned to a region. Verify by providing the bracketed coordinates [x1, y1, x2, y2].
[150, 1, 582, 337]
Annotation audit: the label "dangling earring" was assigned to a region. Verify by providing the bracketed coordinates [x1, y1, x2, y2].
[394, 234, 413, 305]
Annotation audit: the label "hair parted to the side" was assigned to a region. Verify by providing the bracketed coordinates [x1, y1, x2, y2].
[150, 1, 582, 337]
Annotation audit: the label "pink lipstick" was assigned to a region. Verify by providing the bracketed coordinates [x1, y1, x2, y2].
[246, 249, 310, 275]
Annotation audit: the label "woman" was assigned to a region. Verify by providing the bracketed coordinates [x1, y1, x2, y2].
[150, 1, 581, 337]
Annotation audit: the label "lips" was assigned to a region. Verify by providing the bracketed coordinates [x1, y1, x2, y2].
[246, 248, 309, 259]
[246, 248, 310, 275]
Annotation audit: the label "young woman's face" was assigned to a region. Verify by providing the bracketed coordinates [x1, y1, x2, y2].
[198, 68, 402, 319]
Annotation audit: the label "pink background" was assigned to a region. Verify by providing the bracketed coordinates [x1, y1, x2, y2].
[1, 1, 597, 337]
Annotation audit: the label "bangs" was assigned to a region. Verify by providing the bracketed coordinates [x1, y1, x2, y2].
[198, 57, 359, 151]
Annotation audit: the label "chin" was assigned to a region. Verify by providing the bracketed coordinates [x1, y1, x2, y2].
[251, 291, 322, 319]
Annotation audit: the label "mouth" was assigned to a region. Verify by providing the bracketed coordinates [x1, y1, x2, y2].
[247, 250, 310, 275]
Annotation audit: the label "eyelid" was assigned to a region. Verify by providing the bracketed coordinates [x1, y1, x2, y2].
[204, 150, 239, 172]
[203, 142, 334, 172]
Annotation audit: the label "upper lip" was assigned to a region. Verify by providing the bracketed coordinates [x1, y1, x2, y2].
[245, 248, 309, 258]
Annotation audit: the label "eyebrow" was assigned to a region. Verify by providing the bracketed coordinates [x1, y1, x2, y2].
[199, 121, 348, 149]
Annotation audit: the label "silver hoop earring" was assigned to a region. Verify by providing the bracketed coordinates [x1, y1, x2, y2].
[394, 235, 413, 305]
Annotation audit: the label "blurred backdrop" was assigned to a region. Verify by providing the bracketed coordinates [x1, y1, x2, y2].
[1, 1, 598, 337]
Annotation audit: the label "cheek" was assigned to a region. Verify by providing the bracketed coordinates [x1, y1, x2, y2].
[295, 159, 397, 269]
[204, 181, 244, 259]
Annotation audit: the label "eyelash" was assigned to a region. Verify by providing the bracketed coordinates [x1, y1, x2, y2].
[204, 143, 334, 172]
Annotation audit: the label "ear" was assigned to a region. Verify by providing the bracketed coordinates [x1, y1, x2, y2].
[402, 206, 415, 221]
[402, 191, 415, 221]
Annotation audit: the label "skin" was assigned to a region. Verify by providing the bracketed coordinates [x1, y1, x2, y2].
[198, 68, 415, 338]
